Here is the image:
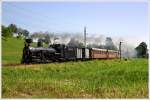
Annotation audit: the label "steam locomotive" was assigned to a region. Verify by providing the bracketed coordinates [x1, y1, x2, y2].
[21, 38, 119, 64]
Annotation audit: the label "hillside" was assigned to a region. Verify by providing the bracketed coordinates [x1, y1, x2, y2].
[2, 38, 24, 64]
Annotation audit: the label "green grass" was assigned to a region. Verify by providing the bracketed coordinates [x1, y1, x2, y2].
[2, 59, 148, 98]
[2, 38, 24, 64]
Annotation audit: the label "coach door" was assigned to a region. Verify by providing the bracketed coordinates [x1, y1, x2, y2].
[82, 48, 85, 59]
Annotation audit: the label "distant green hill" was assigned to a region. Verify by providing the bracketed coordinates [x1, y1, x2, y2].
[2, 37, 24, 64]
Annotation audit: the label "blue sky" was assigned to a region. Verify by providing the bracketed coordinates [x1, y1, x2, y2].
[2, 2, 149, 46]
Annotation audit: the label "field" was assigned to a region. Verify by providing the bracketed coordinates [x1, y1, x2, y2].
[2, 38, 24, 64]
[2, 38, 148, 98]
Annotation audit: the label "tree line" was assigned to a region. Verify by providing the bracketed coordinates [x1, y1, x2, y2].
[135, 42, 148, 58]
[2, 23, 29, 38]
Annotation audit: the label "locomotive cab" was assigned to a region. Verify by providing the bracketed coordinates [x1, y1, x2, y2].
[49, 44, 66, 60]
[49, 44, 65, 53]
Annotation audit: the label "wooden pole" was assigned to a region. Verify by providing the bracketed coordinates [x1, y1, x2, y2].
[84, 26, 86, 48]
[119, 42, 122, 60]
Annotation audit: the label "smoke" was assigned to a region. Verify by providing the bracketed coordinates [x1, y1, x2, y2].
[87, 34, 105, 46]
[54, 33, 71, 44]
[113, 37, 137, 58]
[121, 42, 137, 58]
[30, 32, 138, 58]
[55, 32, 83, 45]
[66, 33, 106, 48]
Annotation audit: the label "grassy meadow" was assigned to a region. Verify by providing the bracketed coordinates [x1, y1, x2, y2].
[2, 37, 148, 98]
[2, 38, 24, 64]
[2, 59, 148, 98]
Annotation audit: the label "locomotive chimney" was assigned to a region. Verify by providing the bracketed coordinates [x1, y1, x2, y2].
[25, 38, 32, 47]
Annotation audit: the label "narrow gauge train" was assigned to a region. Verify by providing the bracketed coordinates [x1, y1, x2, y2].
[21, 39, 119, 64]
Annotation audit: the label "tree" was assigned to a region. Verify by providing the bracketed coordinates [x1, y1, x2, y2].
[135, 42, 148, 58]
[2, 24, 30, 38]
[22, 29, 29, 37]
[17, 28, 29, 37]
[44, 34, 51, 44]
[2, 25, 6, 35]
[8, 24, 17, 33]
[2, 25, 12, 37]
[17, 28, 23, 33]
[105, 37, 117, 50]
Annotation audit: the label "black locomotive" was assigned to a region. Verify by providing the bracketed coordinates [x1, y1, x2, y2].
[21, 38, 119, 64]
[22, 38, 88, 63]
